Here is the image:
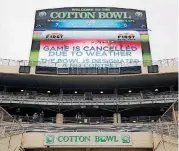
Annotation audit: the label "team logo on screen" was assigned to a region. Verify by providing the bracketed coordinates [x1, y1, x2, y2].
[46, 33, 63, 40]
[39, 11, 47, 17]
[118, 33, 136, 41]
[135, 12, 143, 18]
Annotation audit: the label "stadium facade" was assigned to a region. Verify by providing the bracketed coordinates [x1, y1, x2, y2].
[0, 7, 178, 151]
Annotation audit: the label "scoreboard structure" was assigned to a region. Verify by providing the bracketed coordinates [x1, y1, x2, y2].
[30, 7, 152, 70]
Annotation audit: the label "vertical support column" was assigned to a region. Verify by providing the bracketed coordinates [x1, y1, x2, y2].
[113, 113, 117, 124]
[175, 111, 178, 121]
[117, 113, 121, 125]
[172, 106, 177, 122]
[114, 88, 118, 98]
[60, 89, 63, 100]
[0, 111, 4, 121]
[56, 113, 64, 124]
[140, 91, 143, 99]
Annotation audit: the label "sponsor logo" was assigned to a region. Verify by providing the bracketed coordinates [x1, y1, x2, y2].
[46, 33, 63, 40]
[45, 135, 55, 144]
[135, 12, 143, 17]
[118, 33, 136, 41]
[39, 11, 47, 17]
[121, 135, 130, 143]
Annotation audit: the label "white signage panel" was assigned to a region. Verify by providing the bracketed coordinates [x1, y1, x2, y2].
[44, 132, 132, 146]
[38, 31, 142, 68]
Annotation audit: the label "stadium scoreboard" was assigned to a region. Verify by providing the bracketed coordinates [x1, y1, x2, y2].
[30, 7, 152, 68]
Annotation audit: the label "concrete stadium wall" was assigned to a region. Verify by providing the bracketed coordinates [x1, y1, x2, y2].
[0, 132, 178, 151]
[0, 134, 23, 151]
[22, 132, 153, 149]
[0, 66, 19, 74]
[159, 66, 178, 73]
[27, 148, 152, 151]
[0, 65, 178, 75]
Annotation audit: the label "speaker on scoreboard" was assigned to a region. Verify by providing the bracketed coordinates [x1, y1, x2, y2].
[19, 66, 30, 73]
[78, 68, 87, 74]
[69, 68, 78, 74]
[97, 68, 108, 74]
[35, 66, 57, 74]
[88, 68, 97, 74]
[78, 68, 97, 74]
[108, 68, 120, 74]
[57, 68, 69, 74]
[147, 65, 159, 73]
[120, 66, 142, 74]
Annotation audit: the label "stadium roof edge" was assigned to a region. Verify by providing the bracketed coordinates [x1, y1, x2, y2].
[0, 71, 178, 78]
[36, 7, 146, 12]
[0, 72, 177, 89]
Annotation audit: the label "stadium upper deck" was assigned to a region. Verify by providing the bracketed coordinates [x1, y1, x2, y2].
[0, 58, 178, 121]
[0, 58, 178, 90]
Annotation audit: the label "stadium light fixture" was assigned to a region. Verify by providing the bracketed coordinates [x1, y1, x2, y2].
[133, 121, 136, 123]
[155, 89, 158, 92]
[20, 89, 24, 92]
[81, 105, 86, 108]
[128, 90, 132, 93]
[93, 105, 99, 108]
[74, 91, 78, 94]
[47, 91, 51, 94]
[100, 91, 103, 94]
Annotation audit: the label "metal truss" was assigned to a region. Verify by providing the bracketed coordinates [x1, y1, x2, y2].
[0, 92, 177, 106]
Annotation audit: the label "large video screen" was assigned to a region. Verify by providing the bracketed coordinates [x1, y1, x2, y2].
[30, 7, 152, 67]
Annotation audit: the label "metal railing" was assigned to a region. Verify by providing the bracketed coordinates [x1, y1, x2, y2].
[152, 122, 178, 138]
[159, 100, 178, 122]
[0, 58, 178, 67]
[0, 106, 24, 138]
[0, 106, 177, 138]
[153, 100, 178, 138]
[19, 122, 178, 135]
[12, 115, 159, 124]
[0, 101, 178, 139]
[21, 123, 154, 133]
[0, 91, 177, 105]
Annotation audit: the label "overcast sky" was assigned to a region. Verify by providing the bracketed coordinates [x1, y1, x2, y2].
[0, 0, 178, 61]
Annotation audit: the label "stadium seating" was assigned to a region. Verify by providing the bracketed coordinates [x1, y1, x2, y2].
[0, 91, 177, 105]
